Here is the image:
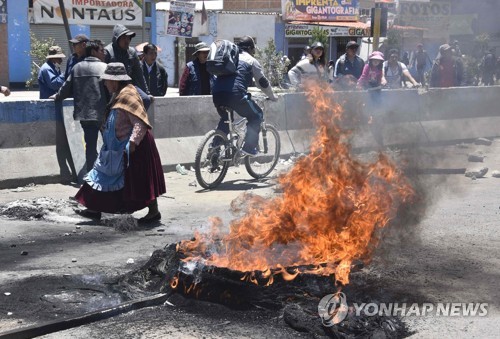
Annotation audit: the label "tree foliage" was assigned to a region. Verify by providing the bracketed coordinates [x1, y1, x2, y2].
[254, 39, 289, 88]
[310, 26, 329, 50]
[26, 31, 55, 89]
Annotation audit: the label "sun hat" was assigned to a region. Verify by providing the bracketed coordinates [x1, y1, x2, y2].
[100, 63, 132, 81]
[192, 42, 210, 55]
[69, 34, 89, 44]
[369, 51, 384, 61]
[346, 41, 359, 49]
[46, 46, 66, 59]
[311, 41, 324, 50]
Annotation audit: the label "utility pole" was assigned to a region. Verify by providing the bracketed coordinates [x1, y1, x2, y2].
[58, 0, 74, 54]
[372, 3, 382, 51]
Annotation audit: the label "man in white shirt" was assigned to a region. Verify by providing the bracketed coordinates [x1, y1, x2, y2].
[382, 49, 420, 89]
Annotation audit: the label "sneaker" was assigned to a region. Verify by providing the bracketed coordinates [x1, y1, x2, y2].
[241, 148, 258, 157]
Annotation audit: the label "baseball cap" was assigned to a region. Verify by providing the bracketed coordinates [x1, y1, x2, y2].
[69, 34, 90, 44]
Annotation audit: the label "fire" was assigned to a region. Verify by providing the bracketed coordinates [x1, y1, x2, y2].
[178, 81, 414, 285]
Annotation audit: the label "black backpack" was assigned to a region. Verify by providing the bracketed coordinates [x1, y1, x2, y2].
[206, 40, 239, 76]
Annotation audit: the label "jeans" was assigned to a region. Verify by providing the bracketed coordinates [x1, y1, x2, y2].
[213, 92, 263, 152]
[80, 121, 100, 172]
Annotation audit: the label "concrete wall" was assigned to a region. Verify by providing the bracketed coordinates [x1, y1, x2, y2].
[1, 86, 500, 188]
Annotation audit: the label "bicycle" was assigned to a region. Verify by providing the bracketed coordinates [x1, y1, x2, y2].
[194, 104, 281, 189]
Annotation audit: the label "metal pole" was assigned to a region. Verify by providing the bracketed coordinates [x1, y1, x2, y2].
[373, 6, 381, 51]
[142, 0, 146, 41]
[57, 0, 74, 54]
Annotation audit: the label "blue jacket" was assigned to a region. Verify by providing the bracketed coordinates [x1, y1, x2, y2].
[179, 59, 213, 96]
[38, 60, 65, 99]
[212, 50, 274, 99]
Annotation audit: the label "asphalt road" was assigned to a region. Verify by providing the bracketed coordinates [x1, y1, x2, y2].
[0, 143, 499, 338]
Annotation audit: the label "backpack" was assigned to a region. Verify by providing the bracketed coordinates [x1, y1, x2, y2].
[206, 40, 239, 76]
[384, 61, 404, 87]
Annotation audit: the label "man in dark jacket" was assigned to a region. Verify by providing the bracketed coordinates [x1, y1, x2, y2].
[141, 43, 168, 96]
[65, 34, 89, 80]
[51, 40, 108, 171]
[104, 24, 151, 108]
[430, 44, 464, 88]
[212, 36, 278, 156]
[334, 40, 365, 80]
[179, 42, 213, 96]
[481, 48, 496, 86]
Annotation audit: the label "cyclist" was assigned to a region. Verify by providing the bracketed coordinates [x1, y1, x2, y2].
[211, 36, 278, 156]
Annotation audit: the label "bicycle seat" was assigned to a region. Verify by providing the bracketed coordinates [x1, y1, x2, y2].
[216, 106, 235, 122]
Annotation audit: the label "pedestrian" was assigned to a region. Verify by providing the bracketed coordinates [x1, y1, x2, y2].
[496, 56, 500, 85]
[410, 43, 432, 86]
[480, 48, 496, 86]
[0, 85, 10, 96]
[104, 24, 151, 109]
[212, 36, 278, 156]
[301, 45, 311, 60]
[357, 51, 386, 90]
[39, 45, 76, 180]
[65, 34, 89, 80]
[74, 63, 166, 224]
[141, 43, 168, 96]
[38, 46, 66, 99]
[382, 49, 420, 89]
[401, 51, 410, 66]
[179, 42, 213, 96]
[452, 40, 462, 58]
[288, 41, 327, 88]
[50, 40, 108, 172]
[334, 40, 365, 80]
[429, 44, 464, 88]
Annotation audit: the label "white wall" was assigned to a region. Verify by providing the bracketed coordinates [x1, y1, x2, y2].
[155, 11, 278, 87]
[215, 13, 277, 47]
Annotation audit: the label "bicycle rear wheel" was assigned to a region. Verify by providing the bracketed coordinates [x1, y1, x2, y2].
[194, 130, 230, 189]
[245, 124, 281, 179]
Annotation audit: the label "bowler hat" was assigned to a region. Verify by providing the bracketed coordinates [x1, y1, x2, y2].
[46, 46, 66, 59]
[69, 34, 89, 44]
[100, 63, 132, 81]
[192, 42, 210, 55]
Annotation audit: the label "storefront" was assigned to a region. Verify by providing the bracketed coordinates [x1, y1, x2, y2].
[284, 22, 370, 65]
[7, 0, 156, 87]
[281, 0, 369, 66]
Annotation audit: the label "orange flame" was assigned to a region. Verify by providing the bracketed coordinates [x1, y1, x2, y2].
[179, 82, 414, 285]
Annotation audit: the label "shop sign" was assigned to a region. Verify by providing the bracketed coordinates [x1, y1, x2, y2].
[285, 24, 369, 37]
[282, 0, 359, 22]
[398, 0, 450, 39]
[33, 0, 143, 26]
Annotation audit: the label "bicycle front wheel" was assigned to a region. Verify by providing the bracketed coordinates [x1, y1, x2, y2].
[245, 124, 281, 179]
[194, 130, 230, 189]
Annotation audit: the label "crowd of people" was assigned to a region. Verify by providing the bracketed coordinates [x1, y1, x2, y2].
[36, 25, 167, 224]
[284, 40, 499, 90]
[1, 32, 499, 223]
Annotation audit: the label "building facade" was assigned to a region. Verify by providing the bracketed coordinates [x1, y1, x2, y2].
[4, 0, 156, 88]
